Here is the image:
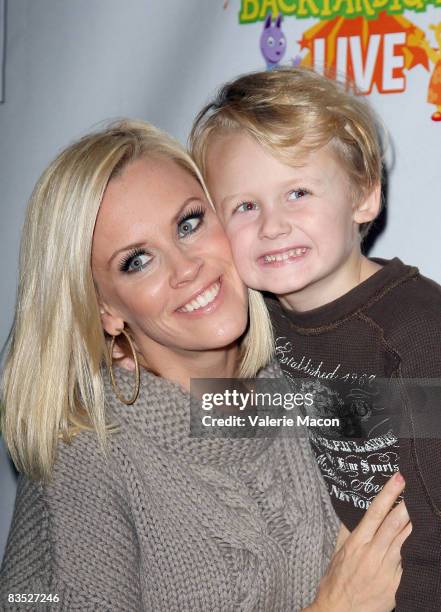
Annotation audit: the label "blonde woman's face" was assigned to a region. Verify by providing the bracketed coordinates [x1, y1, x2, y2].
[91, 156, 248, 363]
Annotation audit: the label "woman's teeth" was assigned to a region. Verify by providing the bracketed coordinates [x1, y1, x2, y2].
[263, 247, 307, 263]
[178, 281, 221, 313]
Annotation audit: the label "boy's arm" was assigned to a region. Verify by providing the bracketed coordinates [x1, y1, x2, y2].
[394, 313, 441, 611]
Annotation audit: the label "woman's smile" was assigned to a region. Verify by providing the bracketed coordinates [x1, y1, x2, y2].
[176, 277, 222, 314]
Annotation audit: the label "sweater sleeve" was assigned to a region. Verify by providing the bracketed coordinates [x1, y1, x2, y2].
[0, 433, 143, 611]
[392, 310, 441, 612]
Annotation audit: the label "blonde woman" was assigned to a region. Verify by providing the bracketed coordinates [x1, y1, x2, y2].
[0, 120, 409, 611]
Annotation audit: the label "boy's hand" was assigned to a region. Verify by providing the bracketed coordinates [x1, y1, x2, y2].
[306, 472, 411, 612]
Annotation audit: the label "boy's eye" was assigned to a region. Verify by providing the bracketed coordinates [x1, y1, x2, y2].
[235, 201, 258, 213]
[119, 249, 153, 274]
[288, 188, 309, 201]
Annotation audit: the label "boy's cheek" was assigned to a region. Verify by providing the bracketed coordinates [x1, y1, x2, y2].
[222, 219, 264, 284]
[228, 234, 247, 266]
[228, 235, 258, 285]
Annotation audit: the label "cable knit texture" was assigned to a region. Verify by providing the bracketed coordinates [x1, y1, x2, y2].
[1, 361, 339, 611]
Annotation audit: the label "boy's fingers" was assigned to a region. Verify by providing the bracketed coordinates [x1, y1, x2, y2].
[351, 473, 405, 544]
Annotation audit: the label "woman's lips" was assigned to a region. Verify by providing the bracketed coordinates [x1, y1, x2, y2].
[175, 277, 224, 316]
[258, 247, 309, 267]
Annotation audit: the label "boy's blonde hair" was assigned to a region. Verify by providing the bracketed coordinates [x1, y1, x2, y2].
[190, 67, 383, 238]
[1, 119, 273, 482]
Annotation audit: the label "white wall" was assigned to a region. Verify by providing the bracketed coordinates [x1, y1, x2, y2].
[1, 0, 440, 561]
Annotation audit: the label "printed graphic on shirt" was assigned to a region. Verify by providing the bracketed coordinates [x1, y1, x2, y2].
[275, 335, 401, 512]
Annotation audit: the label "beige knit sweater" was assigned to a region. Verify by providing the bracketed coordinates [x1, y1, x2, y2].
[0, 362, 339, 611]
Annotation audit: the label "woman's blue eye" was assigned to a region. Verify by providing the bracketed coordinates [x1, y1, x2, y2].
[177, 206, 205, 238]
[235, 201, 258, 213]
[119, 249, 152, 273]
[288, 189, 309, 201]
[178, 215, 201, 238]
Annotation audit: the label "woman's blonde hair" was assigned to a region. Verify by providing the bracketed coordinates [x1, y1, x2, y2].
[190, 66, 384, 238]
[1, 119, 273, 482]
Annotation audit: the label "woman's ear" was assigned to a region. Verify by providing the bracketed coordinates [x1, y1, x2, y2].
[353, 183, 382, 225]
[98, 302, 125, 336]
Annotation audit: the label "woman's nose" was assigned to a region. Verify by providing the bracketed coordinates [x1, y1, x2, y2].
[258, 209, 291, 241]
[168, 249, 203, 289]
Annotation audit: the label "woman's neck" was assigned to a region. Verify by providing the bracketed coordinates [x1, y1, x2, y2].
[140, 342, 241, 392]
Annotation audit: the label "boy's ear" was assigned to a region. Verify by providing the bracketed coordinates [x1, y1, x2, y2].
[353, 183, 381, 225]
[98, 301, 125, 337]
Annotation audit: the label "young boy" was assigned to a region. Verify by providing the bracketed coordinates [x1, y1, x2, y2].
[190, 67, 441, 611]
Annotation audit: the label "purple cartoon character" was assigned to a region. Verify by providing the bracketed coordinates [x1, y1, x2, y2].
[260, 13, 286, 70]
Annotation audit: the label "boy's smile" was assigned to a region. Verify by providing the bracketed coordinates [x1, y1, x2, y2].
[205, 131, 381, 312]
[260, 245, 308, 265]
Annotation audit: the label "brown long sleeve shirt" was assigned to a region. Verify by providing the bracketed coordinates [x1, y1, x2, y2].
[267, 258, 441, 612]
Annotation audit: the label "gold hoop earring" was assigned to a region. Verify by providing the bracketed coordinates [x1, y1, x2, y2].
[108, 329, 140, 405]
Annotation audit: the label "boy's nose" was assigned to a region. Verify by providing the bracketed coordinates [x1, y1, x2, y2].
[258, 210, 291, 240]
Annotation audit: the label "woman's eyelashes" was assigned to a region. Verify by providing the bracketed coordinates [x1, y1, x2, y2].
[119, 248, 153, 274]
[177, 205, 205, 238]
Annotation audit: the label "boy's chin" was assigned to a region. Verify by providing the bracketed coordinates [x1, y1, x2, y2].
[269, 283, 308, 297]
[237, 265, 314, 298]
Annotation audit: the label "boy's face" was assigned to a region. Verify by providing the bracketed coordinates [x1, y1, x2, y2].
[205, 132, 377, 311]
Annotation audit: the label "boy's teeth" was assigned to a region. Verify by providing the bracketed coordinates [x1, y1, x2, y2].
[263, 248, 307, 263]
[178, 281, 221, 313]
